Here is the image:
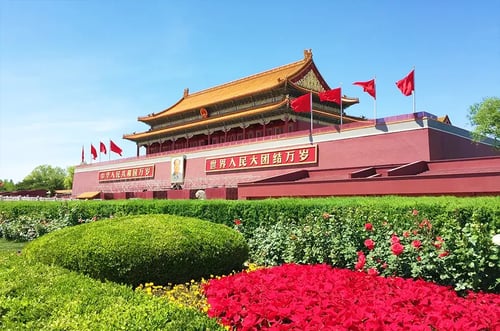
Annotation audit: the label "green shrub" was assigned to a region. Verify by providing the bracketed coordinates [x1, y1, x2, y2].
[0, 252, 224, 330]
[23, 214, 248, 286]
[3, 196, 499, 291]
[247, 208, 499, 293]
[0, 214, 73, 241]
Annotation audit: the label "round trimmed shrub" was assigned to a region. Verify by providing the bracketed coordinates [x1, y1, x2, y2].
[23, 214, 248, 286]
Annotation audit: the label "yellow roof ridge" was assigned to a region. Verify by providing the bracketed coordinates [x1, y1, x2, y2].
[185, 57, 308, 99]
[138, 51, 315, 122]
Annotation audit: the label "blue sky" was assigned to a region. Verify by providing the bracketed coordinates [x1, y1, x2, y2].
[1, 0, 499, 183]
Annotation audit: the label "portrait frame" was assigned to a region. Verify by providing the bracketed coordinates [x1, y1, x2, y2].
[170, 155, 185, 184]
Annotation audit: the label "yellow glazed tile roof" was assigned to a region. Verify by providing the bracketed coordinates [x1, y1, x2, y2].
[125, 99, 289, 141]
[76, 191, 101, 199]
[139, 51, 314, 122]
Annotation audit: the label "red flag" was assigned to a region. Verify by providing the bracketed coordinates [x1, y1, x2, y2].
[90, 144, 97, 160]
[290, 93, 311, 112]
[353, 79, 376, 99]
[110, 140, 122, 156]
[319, 87, 342, 104]
[81, 145, 85, 163]
[100, 141, 107, 154]
[396, 69, 414, 96]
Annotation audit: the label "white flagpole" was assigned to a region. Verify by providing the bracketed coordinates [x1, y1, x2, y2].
[309, 92, 313, 143]
[412, 66, 416, 113]
[340, 84, 343, 132]
[373, 76, 377, 122]
[108, 139, 111, 161]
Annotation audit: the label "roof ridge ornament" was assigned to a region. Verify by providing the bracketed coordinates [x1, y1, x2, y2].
[304, 49, 313, 60]
[183, 88, 189, 97]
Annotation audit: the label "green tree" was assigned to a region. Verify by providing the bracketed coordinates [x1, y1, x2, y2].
[64, 165, 75, 190]
[468, 97, 500, 148]
[0, 179, 16, 192]
[16, 165, 66, 194]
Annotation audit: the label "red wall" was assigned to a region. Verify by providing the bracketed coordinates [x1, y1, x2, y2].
[72, 123, 497, 199]
[316, 129, 431, 169]
[428, 129, 498, 160]
[238, 156, 500, 199]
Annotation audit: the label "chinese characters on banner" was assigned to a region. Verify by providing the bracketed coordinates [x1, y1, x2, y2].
[205, 145, 318, 172]
[98, 165, 155, 182]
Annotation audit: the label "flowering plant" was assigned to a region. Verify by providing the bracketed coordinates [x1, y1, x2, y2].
[204, 263, 499, 330]
[353, 209, 452, 282]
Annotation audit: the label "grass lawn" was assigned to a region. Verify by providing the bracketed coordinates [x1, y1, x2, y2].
[0, 238, 27, 253]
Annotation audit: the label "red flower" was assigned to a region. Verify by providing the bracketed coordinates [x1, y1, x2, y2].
[322, 212, 330, 220]
[433, 242, 442, 249]
[439, 251, 450, 258]
[234, 219, 242, 226]
[367, 268, 379, 276]
[364, 238, 375, 250]
[391, 242, 404, 256]
[381, 262, 388, 269]
[412, 209, 419, 216]
[364, 223, 373, 231]
[403, 231, 410, 238]
[204, 264, 500, 330]
[355, 251, 366, 270]
[391, 235, 400, 244]
[419, 219, 432, 230]
[436, 236, 444, 242]
[417, 256, 422, 262]
[412, 240, 422, 249]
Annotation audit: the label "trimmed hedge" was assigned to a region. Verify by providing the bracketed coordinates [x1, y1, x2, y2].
[23, 214, 248, 285]
[0, 253, 224, 330]
[1, 197, 499, 238]
[2, 196, 499, 291]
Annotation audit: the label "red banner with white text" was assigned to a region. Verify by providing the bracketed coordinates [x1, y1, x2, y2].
[205, 145, 318, 173]
[98, 165, 155, 182]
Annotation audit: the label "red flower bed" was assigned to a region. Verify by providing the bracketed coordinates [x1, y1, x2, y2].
[204, 264, 499, 330]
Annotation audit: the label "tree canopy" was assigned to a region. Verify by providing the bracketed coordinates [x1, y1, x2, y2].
[468, 97, 500, 148]
[16, 165, 67, 193]
[64, 166, 75, 190]
[0, 179, 16, 192]
[1, 165, 74, 193]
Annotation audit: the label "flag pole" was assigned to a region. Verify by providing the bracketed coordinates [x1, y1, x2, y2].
[339, 84, 343, 132]
[108, 139, 111, 161]
[309, 92, 313, 143]
[412, 66, 416, 113]
[373, 76, 377, 123]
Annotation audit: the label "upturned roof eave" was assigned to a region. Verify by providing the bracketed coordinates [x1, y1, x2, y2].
[136, 55, 313, 124]
[137, 97, 185, 123]
[138, 81, 288, 127]
[123, 99, 289, 142]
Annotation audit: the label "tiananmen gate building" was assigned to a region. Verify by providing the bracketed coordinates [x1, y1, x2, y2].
[72, 50, 500, 199]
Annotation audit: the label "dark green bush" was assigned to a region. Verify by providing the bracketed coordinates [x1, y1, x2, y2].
[247, 206, 499, 293]
[23, 214, 248, 285]
[0, 252, 224, 330]
[3, 196, 499, 291]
